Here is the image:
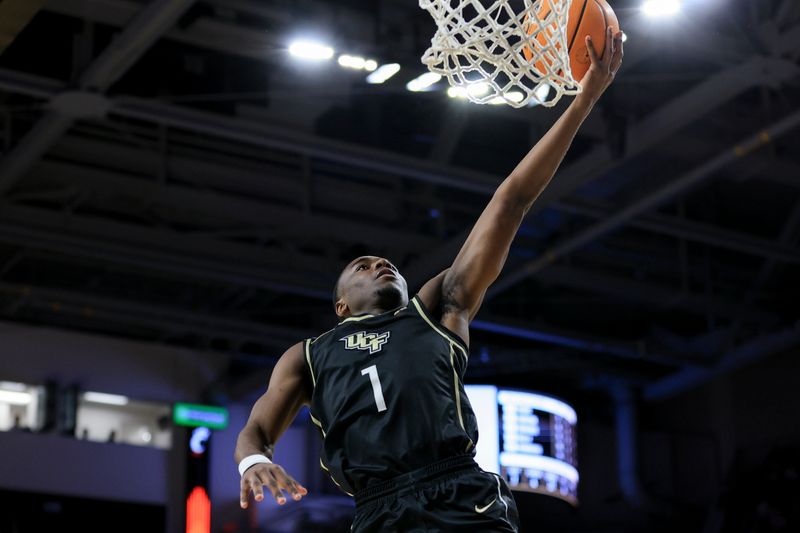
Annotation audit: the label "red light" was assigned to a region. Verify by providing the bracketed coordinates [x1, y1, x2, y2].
[186, 486, 210, 533]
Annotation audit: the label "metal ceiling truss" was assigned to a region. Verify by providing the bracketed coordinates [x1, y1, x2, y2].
[0, 62, 792, 357]
[486, 109, 800, 300]
[0, 0, 796, 392]
[0, 202, 691, 370]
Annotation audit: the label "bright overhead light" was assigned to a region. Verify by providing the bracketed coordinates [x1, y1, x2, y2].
[490, 91, 525, 105]
[288, 39, 334, 60]
[621, 32, 628, 43]
[338, 54, 366, 69]
[0, 390, 32, 405]
[83, 391, 129, 406]
[529, 83, 552, 106]
[449, 85, 535, 106]
[466, 82, 490, 97]
[447, 83, 489, 99]
[366, 63, 400, 84]
[406, 72, 442, 92]
[642, 0, 681, 17]
[338, 56, 379, 72]
[447, 86, 468, 99]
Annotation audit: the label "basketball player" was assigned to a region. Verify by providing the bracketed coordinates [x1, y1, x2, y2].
[235, 29, 624, 532]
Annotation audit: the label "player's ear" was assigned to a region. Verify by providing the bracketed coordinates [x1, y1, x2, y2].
[335, 298, 349, 319]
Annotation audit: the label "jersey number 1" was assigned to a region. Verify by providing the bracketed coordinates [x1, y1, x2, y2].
[361, 365, 387, 412]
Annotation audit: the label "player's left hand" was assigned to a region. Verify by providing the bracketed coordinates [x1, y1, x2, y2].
[579, 26, 624, 101]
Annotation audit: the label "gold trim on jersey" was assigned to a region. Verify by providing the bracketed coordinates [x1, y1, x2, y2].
[338, 314, 375, 324]
[310, 327, 336, 345]
[319, 457, 354, 496]
[306, 328, 354, 497]
[449, 343, 475, 452]
[309, 412, 326, 438]
[304, 338, 316, 387]
[450, 343, 464, 431]
[410, 296, 469, 364]
[305, 327, 338, 389]
[337, 304, 408, 325]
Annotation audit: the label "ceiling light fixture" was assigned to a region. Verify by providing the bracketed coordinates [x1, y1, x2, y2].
[406, 72, 442, 92]
[288, 40, 334, 60]
[366, 63, 401, 84]
[83, 391, 129, 406]
[642, 0, 681, 17]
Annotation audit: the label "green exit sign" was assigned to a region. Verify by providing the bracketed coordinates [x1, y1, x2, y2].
[173, 403, 229, 430]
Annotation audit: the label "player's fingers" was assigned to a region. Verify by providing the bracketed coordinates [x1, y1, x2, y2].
[270, 465, 306, 499]
[252, 473, 269, 503]
[611, 32, 624, 72]
[261, 471, 287, 505]
[275, 470, 308, 501]
[239, 474, 264, 508]
[604, 25, 614, 63]
[240, 478, 251, 509]
[585, 35, 599, 66]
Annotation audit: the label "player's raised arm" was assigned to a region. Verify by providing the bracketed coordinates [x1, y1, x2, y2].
[234, 341, 311, 508]
[440, 28, 624, 344]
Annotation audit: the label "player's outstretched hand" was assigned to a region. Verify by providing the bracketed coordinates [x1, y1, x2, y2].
[240, 462, 308, 508]
[579, 26, 624, 101]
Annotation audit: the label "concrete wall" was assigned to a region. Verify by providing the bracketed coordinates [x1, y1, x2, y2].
[0, 319, 226, 402]
[0, 429, 169, 504]
[0, 319, 228, 533]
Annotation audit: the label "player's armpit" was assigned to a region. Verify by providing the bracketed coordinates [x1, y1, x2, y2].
[415, 268, 449, 314]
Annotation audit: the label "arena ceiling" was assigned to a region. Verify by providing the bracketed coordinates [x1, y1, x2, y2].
[0, 0, 798, 402]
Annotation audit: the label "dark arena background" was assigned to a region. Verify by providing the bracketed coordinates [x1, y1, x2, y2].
[0, 1, 799, 532]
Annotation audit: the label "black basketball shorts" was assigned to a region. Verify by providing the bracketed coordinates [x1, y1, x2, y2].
[351, 455, 520, 533]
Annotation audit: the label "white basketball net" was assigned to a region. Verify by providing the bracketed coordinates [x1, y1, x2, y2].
[419, 0, 581, 108]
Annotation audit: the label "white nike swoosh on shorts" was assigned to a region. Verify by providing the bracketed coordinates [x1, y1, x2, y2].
[474, 496, 497, 513]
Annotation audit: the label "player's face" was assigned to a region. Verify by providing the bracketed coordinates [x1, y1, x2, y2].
[336, 256, 408, 316]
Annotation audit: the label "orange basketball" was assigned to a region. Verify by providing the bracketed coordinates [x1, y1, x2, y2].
[524, 0, 620, 82]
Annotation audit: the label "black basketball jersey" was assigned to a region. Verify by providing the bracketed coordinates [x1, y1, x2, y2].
[303, 294, 478, 496]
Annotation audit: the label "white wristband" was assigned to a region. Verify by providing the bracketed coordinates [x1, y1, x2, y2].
[238, 454, 272, 476]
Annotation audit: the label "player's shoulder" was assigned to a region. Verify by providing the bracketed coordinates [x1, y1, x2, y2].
[274, 341, 307, 377]
[308, 326, 338, 347]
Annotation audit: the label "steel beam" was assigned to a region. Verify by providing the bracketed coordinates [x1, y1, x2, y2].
[0, 204, 332, 300]
[26, 160, 435, 252]
[644, 322, 800, 401]
[470, 316, 692, 369]
[2, 68, 795, 329]
[487, 109, 800, 300]
[28, 153, 783, 324]
[47, 120, 800, 269]
[536, 264, 777, 325]
[0, 202, 695, 361]
[0, 0, 195, 195]
[3, 67, 796, 267]
[554, 200, 800, 265]
[401, 53, 800, 287]
[0, 281, 308, 349]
